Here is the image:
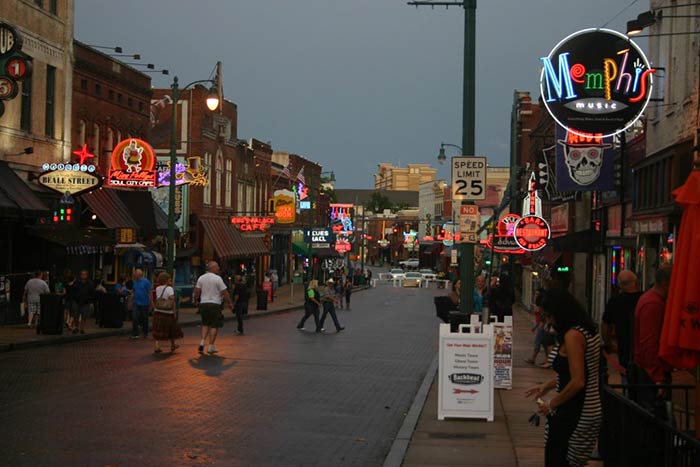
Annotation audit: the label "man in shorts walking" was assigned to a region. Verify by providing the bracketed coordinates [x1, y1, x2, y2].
[193, 261, 233, 354]
[23, 271, 49, 328]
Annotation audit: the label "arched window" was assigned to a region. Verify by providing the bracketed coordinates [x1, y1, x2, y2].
[92, 123, 100, 161]
[203, 152, 212, 205]
[78, 120, 86, 146]
[225, 159, 232, 208]
[215, 151, 223, 207]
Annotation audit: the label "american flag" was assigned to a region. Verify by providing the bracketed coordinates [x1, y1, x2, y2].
[280, 163, 291, 179]
[296, 166, 306, 185]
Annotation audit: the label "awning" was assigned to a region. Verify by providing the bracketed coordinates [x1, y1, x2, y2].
[312, 247, 341, 258]
[81, 188, 139, 229]
[533, 245, 562, 265]
[25, 226, 113, 247]
[200, 217, 269, 261]
[115, 190, 171, 237]
[0, 161, 50, 217]
[551, 229, 594, 253]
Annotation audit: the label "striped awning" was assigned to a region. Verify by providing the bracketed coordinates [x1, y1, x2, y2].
[81, 188, 139, 229]
[200, 217, 269, 261]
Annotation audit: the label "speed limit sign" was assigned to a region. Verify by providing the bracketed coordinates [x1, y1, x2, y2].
[451, 156, 487, 201]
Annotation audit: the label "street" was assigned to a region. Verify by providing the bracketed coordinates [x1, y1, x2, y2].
[0, 285, 438, 467]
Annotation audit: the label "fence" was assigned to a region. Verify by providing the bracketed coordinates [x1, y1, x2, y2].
[601, 384, 700, 467]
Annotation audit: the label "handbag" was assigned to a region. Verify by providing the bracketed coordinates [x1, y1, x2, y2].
[155, 286, 173, 311]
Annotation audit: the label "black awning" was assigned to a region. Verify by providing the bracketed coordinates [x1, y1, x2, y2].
[25, 226, 113, 246]
[0, 161, 50, 217]
[551, 229, 594, 253]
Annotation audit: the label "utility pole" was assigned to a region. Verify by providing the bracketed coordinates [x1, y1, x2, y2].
[408, 0, 477, 316]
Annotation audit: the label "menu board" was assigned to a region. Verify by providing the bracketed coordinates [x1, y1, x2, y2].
[438, 323, 494, 421]
[493, 317, 513, 390]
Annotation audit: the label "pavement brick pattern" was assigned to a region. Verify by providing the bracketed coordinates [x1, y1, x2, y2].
[0, 285, 438, 467]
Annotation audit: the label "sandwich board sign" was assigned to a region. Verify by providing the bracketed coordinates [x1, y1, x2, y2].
[438, 323, 494, 421]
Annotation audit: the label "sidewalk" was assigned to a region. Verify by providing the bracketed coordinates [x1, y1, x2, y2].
[397, 305, 603, 467]
[0, 281, 311, 353]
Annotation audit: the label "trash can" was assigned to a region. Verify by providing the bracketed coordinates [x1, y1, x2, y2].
[256, 289, 268, 310]
[99, 293, 123, 328]
[38, 293, 63, 335]
[449, 312, 471, 333]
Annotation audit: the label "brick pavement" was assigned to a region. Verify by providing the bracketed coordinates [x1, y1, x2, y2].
[0, 283, 439, 467]
[0, 281, 310, 352]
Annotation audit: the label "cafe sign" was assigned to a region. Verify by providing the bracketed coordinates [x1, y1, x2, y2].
[540, 28, 654, 137]
[108, 138, 157, 188]
[230, 216, 275, 232]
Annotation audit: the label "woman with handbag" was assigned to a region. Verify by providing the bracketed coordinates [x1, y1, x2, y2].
[152, 272, 183, 353]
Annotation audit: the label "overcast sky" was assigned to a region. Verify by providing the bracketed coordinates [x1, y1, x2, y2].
[75, 0, 648, 188]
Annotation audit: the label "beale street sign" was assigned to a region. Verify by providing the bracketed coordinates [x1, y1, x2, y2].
[540, 28, 654, 137]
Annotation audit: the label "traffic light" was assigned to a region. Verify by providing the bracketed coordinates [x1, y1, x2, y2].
[53, 207, 72, 223]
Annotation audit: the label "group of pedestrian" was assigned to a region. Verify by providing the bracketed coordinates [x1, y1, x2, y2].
[296, 277, 348, 333]
[448, 272, 513, 318]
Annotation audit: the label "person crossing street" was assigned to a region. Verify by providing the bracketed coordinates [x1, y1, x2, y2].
[320, 279, 345, 333]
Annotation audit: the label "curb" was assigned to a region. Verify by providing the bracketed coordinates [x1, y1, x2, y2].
[0, 285, 371, 353]
[382, 352, 439, 467]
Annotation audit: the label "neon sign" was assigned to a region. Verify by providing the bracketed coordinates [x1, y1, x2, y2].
[540, 28, 654, 137]
[230, 216, 275, 232]
[108, 138, 157, 188]
[484, 213, 525, 254]
[513, 173, 550, 252]
[156, 157, 209, 188]
[38, 146, 101, 195]
[271, 190, 295, 224]
[295, 182, 309, 201]
[330, 203, 354, 234]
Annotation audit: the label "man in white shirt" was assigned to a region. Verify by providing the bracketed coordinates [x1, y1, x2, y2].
[193, 261, 233, 354]
[24, 271, 50, 327]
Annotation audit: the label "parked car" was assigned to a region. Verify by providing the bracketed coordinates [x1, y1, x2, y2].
[399, 258, 419, 269]
[389, 268, 406, 280]
[419, 269, 437, 281]
[403, 271, 423, 287]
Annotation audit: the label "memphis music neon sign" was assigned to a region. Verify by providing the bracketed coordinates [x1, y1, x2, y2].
[540, 28, 654, 137]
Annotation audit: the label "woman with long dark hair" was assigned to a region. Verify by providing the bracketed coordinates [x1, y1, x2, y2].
[525, 288, 601, 467]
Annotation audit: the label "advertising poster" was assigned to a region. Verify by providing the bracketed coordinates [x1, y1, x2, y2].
[493, 318, 513, 390]
[556, 124, 614, 191]
[438, 324, 494, 421]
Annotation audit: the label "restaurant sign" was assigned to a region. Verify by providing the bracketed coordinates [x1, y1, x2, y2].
[230, 216, 275, 232]
[540, 28, 654, 137]
[108, 138, 157, 188]
[513, 173, 550, 252]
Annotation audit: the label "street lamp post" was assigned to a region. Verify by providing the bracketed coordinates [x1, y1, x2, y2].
[166, 66, 222, 278]
[409, 0, 478, 317]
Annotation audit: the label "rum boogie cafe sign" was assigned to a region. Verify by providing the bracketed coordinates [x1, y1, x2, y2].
[540, 28, 654, 137]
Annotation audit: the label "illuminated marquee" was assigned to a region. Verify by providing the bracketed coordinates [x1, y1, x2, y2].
[512, 173, 550, 252]
[38, 145, 101, 195]
[230, 216, 275, 232]
[108, 138, 157, 188]
[483, 214, 525, 255]
[156, 157, 209, 188]
[330, 203, 354, 234]
[540, 28, 654, 137]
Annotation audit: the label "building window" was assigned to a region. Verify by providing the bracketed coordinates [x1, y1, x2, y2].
[34, 0, 42, 7]
[225, 160, 232, 208]
[246, 184, 254, 213]
[20, 74, 32, 132]
[128, 97, 133, 108]
[92, 123, 100, 163]
[215, 155, 223, 207]
[138, 101, 144, 112]
[237, 183, 244, 212]
[94, 83, 101, 96]
[45, 65, 56, 138]
[78, 120, 86, 146]
[203, 153, 212, 205]
[117, 93, 122, 104]
[49, 0, 57, 14]
[108, 89, 114, 100]
[80, 79, 87, 91]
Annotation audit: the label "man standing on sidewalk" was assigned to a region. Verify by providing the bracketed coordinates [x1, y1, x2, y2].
[194, 261, 233, 354]
[232, 275, 248, 335]
[23, 271, 49, 328]
[602, 270, 642, 373]
[130, 269, 152, 339]
[632, 267, 672, 409]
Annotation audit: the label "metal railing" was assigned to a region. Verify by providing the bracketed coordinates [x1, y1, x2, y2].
[601, 384, 700, 467]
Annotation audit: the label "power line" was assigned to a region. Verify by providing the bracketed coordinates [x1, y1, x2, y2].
[601, 0, 640, 28]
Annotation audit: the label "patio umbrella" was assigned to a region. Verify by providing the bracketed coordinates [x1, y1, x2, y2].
[659, 167, 700, 368]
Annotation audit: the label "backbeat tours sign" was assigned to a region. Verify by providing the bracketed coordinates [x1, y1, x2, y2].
[107, 138, 157, 188]
[540, 28, 654, 137]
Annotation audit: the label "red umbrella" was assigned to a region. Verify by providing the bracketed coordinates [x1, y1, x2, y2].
[659, 167, 700, 368]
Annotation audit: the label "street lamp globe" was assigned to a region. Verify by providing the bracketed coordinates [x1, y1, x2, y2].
[206, 86, 220, 111]
[437, 145, 447, 165]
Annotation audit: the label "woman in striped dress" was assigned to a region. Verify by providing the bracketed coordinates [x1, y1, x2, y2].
[526, 288, 601, 467]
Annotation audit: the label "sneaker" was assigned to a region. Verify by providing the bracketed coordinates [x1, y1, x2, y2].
[130, 335, 140, 340]
[170, 344, 180, 352]
[198, 344, 204, 353]
[316, 328, 325, 333]
[207, 345, 218, 354]
[296, 327, 305, 331]
[154, 348, 163, 354]
[337, 327, 346, 333]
